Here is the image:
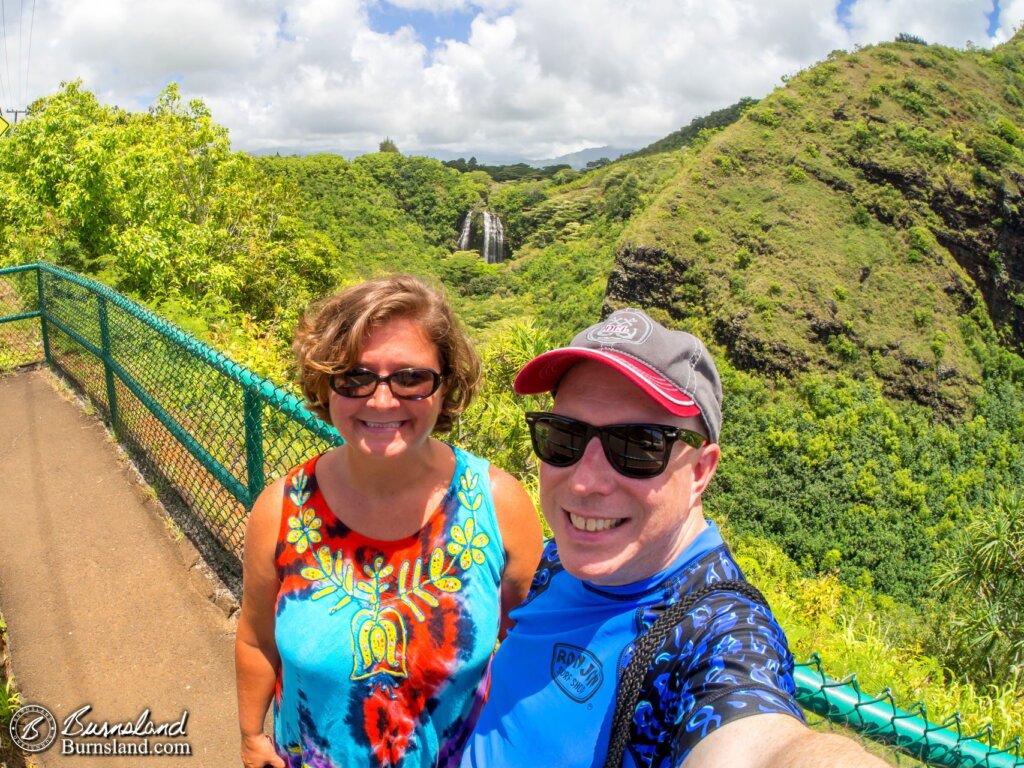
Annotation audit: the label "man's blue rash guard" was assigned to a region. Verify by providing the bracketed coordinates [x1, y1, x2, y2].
[461, 522, 804, 768]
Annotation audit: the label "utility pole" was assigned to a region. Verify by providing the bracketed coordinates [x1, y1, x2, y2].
[5, 108, 27, 122]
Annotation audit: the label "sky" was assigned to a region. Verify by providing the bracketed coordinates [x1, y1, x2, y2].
[0, 0, 1022, 161]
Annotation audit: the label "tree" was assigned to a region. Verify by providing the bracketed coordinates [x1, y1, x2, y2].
[933, 487, 1024, 684]
[379, 137, 400, 153]
[895, 32, 928, 45]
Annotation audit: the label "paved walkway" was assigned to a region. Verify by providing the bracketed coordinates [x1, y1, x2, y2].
[0, 369, 241, 767]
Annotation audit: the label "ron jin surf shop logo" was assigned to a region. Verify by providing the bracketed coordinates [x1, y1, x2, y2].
[551, 643, 603, 703]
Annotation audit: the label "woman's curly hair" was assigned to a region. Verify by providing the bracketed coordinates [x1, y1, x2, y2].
[292, 274, 481, 434]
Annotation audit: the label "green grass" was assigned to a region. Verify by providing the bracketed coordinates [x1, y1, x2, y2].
[0, 611, 25, 766]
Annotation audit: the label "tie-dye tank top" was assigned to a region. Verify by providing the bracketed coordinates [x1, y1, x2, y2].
[273, 445, 505, 768]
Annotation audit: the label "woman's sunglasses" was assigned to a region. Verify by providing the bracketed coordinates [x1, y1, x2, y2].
[524, 412, 705, 479]
[329, 367, 443, 400]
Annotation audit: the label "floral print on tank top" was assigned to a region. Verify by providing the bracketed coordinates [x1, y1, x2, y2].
[273, 448, 503, 768]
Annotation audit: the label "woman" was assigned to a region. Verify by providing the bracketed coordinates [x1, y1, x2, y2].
[235, 275, 543, 768]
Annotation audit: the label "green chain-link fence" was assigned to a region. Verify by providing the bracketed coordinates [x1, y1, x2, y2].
[0, 262, 341, 580]
[0, 262, 1020, 767]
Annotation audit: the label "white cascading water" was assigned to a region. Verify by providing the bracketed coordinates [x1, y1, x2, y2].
[481, 211, 505, 264]
[457, 212, 473, 251]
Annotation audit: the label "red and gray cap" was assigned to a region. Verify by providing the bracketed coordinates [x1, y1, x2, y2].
[513, 308, 723, 443]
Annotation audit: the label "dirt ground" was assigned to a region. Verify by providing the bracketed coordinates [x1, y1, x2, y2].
[0, 369, 243, 768]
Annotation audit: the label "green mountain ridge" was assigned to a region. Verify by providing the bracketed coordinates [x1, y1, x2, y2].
[596, 35, 1024, 417]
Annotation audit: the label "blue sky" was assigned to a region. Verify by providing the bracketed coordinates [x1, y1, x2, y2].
[989, 0, 1003, 35]
[370, 1, 1008, 47]
[368, 4, 476, 49]
[1, 0, 1020, 159]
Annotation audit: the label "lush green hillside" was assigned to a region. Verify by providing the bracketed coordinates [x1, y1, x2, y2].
[2, 56, 1024, 743]
[611, 35, 1024, 414]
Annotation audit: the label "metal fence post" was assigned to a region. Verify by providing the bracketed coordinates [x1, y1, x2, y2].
[243, 386, 265, 506]
[97, 294, 120, 433]
[36, 265, 51, 364]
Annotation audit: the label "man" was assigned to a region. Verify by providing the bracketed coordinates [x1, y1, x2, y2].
[460, 308, 886, 767]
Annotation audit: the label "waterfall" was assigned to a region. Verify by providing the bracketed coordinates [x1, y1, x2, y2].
[455, 209, 506, 264]
[481, 212, 505, 264]
[457, 212, 473, 251]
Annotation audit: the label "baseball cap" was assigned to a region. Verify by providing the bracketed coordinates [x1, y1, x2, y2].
[513, 308, 723, 443]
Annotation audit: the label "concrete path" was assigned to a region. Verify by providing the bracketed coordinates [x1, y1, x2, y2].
[0, 369, 241, 768]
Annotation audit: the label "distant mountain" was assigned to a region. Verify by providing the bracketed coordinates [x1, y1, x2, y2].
[411, 148, 529, 166]
[622, 97, 757, 159]
[245, 143, 641, 169]
[246, 145, 364, 160]
[247, 144, 529, 165]
[528, 145, 637, 170]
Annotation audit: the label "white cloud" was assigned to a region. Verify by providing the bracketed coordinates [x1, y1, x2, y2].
[1, 0, 1014, 158]
[844, 0, 992, 47]
[994, 0, 1024, 41]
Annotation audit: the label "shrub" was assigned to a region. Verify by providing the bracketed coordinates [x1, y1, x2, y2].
[807, 63, 839, 88]
[827, 334, 859, 361]
[908, 226, 936, 262]
[931, 332, 948, 364]
[893, 122, 957, 161]
[973, 134, 1017, 167]
[851, 120, 878, 149]
[896, 32, 928, 45]
[785, 165, 808, 183]
[693, 227, 713, 244]
[992, 117, 1024, 148]
[713, 154, 743, 173]
[748, 108, 782, 128]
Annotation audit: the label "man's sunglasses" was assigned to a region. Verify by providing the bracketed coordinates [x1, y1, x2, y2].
[329, 367, 443, 400]
[524, 412, 706, 479]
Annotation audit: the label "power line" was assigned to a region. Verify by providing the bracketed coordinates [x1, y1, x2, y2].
[0, 0, 13, 113]
[23, 0, 33, 108]
[17, 0, 22, 107]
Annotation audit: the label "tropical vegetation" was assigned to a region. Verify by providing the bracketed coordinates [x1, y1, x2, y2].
[2, 27, 1024, 756]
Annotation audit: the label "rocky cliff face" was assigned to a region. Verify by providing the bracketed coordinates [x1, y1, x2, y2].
[852, 155, 1024, 350]
[606, 242, 973, 416]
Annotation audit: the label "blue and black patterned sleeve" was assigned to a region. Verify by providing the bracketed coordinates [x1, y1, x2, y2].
[626, 590, 805, 768]
[521, 539, 563, 606]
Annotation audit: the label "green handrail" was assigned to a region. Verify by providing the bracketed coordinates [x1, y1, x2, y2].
[0, 262, 1020, 768]
[33, 262, 337, 443]
[795, 657, 1021, 767]
[23, 261, 340, 508]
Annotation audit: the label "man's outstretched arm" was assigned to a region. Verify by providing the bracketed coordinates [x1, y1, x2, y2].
[683, 713, 888, 768]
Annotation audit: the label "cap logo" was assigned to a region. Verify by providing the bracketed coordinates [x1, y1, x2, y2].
[586, 310, 653, 345]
